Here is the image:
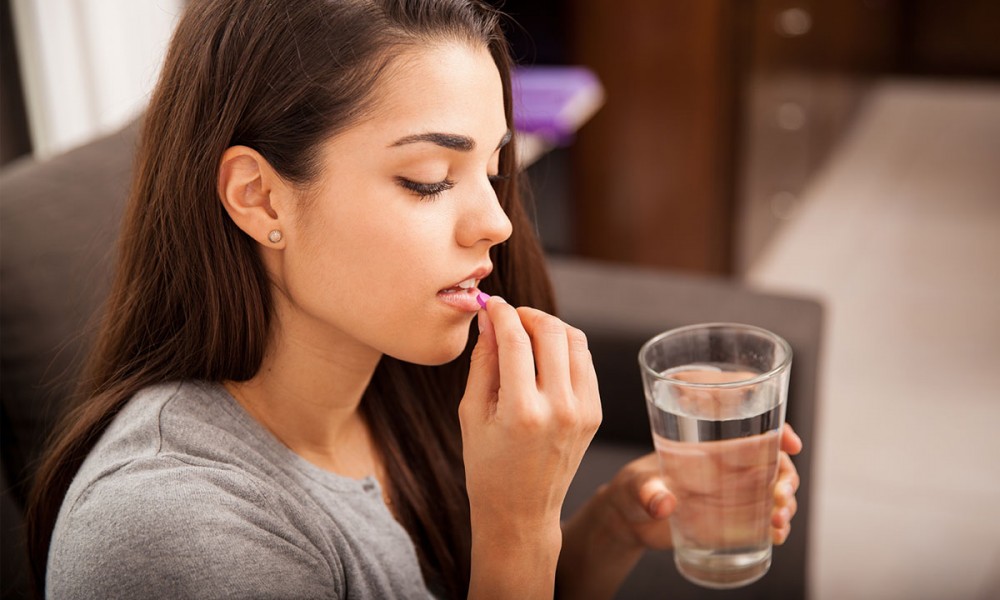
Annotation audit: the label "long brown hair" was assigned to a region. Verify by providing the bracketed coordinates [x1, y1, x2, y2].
[25, 1, 554, 597]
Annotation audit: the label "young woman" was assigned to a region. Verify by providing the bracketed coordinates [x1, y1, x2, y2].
[26, 1, 802, 598]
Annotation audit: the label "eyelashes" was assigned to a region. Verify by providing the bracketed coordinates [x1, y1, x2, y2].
[395, 176, 455, 200]
[488, 174, 510, 188]
[396, 175, 509, 201]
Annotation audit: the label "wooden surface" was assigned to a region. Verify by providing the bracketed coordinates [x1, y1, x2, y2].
[568, 1, 899, 275]
[571, 0, 739, 274]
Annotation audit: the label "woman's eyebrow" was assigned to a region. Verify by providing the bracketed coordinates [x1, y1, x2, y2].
[390, 129, 513, 152]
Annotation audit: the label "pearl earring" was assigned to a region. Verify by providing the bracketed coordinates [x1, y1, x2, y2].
[267, 229, 283, 244]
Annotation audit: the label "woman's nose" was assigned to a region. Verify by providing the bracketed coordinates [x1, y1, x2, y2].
[457, 179, 513, 248]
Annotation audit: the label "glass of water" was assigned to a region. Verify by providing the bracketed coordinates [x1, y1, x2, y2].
[638, 323, 792, 589]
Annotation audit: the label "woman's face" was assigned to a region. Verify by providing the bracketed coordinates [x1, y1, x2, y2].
[275, 41, 512, 366]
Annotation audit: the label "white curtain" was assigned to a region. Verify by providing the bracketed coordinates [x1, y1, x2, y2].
[10, 0, 183, 159]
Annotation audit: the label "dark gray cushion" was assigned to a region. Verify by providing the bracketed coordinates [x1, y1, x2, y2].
[1, 122, 137, 506]
[1, 123, 137, 600]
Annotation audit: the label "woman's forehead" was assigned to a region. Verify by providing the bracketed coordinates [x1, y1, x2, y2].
[361, 41, 507, 143]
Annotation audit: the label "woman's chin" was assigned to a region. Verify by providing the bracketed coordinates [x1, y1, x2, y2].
[390, 328, 472, 367]
[418, 341, 469, 366]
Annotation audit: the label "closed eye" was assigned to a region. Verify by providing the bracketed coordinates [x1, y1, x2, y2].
[488, 174, 509, 190]
[396, 177, 455, 201]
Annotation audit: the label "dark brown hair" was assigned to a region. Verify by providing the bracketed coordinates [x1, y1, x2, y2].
[25, 1, 554, 597]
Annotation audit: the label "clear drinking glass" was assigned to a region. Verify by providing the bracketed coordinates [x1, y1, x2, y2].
[638, 323, 792, 589]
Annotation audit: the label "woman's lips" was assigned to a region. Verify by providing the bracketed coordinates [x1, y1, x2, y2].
[437, 286, 482, 312]
[438, 266, 491, 312]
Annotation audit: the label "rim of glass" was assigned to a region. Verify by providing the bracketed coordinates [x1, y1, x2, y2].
[638, 322, 793, 389]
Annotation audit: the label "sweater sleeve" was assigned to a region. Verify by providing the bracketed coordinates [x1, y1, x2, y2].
[47, 458, 340, 600]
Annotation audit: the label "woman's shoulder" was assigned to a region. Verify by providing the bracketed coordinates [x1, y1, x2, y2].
[114, 379, 239, 442]
[55, 380, 290, 542]
[47, 458, 338, 599]
[62, 380, 294, 519]
[81, 380, 271, 479]
[47, 381, 341, 598]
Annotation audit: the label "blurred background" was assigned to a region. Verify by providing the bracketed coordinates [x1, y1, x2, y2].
[2, 1, 998, 598]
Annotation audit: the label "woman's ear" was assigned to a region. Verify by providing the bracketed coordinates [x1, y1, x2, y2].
[217, 146, 289, 248]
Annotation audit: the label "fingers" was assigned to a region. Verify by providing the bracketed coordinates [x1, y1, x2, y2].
[776, 452, 801, 495]
[515, 307, 571, 395]
[608, 455, 676, 522]
[460, 310, 500, 421]
[772, 520, 792, 545]
[637, 475, 675, 521]
[461, 298, 604, 546]
[772, 455, 798, 522]
[771, 451, 800, 545]
[717, 428, 781, 469]
[771, 493, 798, 546]
[646, 486, 676, 520]
[781, 423, 803, 455]
[518, 307, 601, 428]
[771, 472, 794, 546]
[484, 301, 601, 433]
[565, 324, 599, 401]
[482, 297, 536, 398]
[477, 304, 495, 339]
[613, 450, 800, 551]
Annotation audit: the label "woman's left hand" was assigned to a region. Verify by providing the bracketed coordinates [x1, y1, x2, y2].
[598, 423, 803, 551]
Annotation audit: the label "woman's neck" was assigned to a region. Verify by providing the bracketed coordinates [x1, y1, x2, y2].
[225, 308, 384, 480]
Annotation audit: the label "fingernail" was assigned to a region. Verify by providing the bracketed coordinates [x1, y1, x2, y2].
[492, 295, 507, 304]
[781, 482, 795, 498]
[648, 492, 668, 518]
[476, 310, 490, 333]
[476, 292, 490, 308]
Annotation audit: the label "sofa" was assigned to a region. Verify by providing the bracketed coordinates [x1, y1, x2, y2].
[0, 123, 823, 599]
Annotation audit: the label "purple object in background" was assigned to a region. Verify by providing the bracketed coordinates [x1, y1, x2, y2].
[511, 66, 604, 146]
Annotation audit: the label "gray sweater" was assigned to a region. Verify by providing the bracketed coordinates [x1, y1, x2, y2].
[47, 381, 435, 599]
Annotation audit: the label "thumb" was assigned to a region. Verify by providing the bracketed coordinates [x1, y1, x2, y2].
[636, 477, 676, 520]
[461, 310, 500, 419]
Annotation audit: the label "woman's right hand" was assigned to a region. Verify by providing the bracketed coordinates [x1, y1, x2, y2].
[459, 296, 602, 597]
